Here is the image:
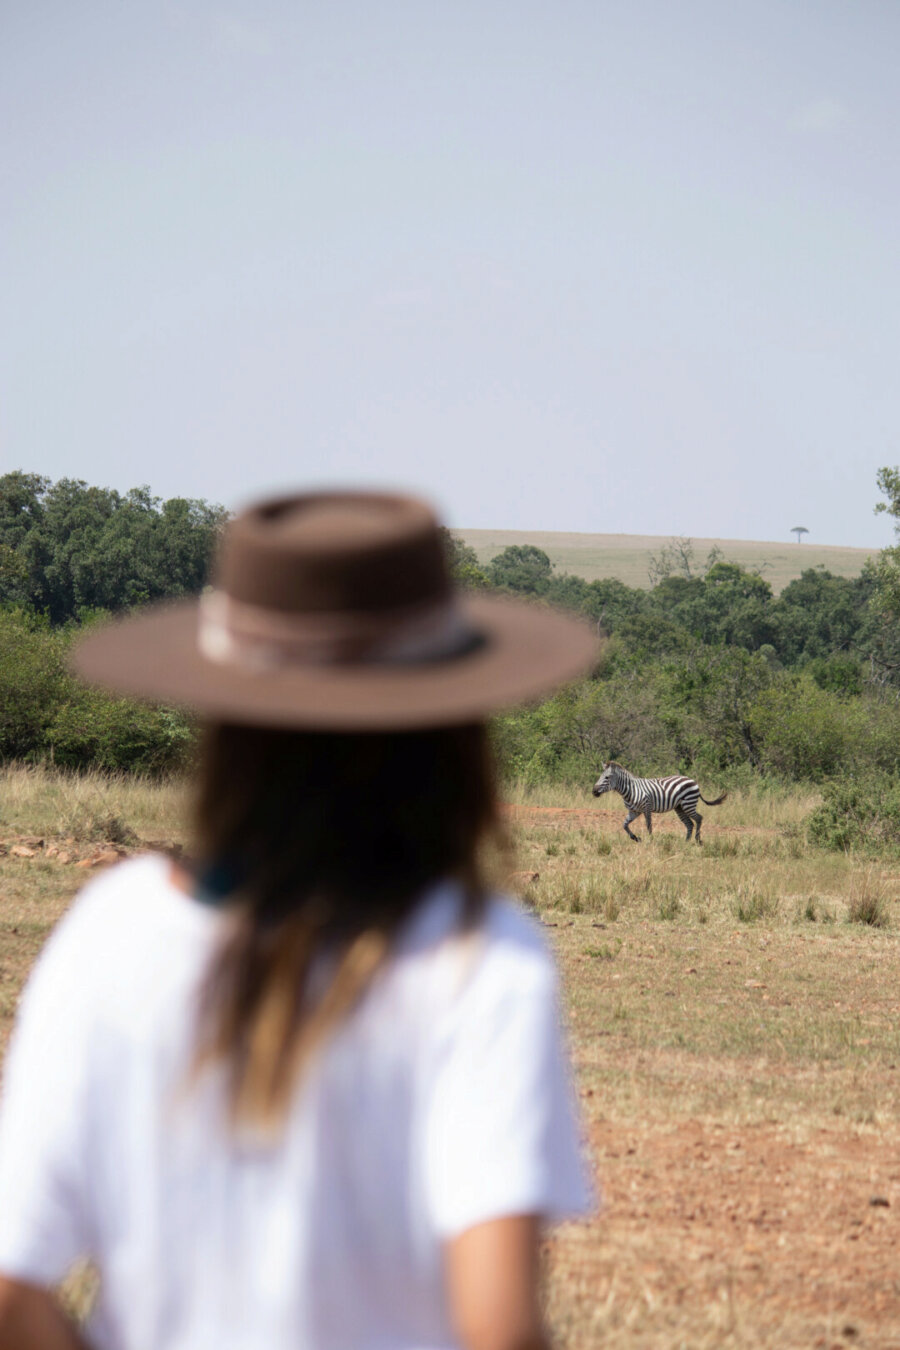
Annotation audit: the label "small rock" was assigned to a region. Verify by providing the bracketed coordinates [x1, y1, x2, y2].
[82, 848, 126, 868]
[56, 851, 73, 865]
[10, 845, 37, 859]
[744, 979, 766, 989]
[869, 1195, 890, 1208]
[99, 848, 124, 864]
[144, 840, 182, 857]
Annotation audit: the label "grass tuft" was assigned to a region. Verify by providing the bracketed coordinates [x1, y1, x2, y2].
[847, 872, 891, 928]
[0, 763, 188, 843]
[798, 895, 835, 924]
[656, 892, 682, 921]
[734, 887, 780, 923]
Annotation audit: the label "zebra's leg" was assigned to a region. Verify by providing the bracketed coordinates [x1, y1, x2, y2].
[693, 810, 704, 844]
[675, 806, 693, 841]
[645, 807, 653, 836]
[623, 809, 641, 842]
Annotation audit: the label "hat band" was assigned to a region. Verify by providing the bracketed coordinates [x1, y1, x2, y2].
[197, 589, 479, 671]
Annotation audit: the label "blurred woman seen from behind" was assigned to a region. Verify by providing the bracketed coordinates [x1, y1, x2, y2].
[0, 490, 597, 1350]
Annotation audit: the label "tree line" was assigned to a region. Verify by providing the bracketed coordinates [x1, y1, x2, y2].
[446, 478, 900, 850]
[0, 471, 227, 624]
[0, 472, 226, 775]
[3, 469, 900, 853]
[446, 532, 894, 693]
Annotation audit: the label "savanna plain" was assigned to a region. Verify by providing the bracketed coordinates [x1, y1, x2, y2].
[1, 767, 900, 1348]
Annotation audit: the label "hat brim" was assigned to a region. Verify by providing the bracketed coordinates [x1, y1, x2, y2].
[72, 595, 599, 730]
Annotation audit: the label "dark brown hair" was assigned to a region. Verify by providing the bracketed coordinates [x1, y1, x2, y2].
[191, 721, 502, 1129]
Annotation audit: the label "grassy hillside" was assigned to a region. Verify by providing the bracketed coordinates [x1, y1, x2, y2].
[457, 529, 876, 594]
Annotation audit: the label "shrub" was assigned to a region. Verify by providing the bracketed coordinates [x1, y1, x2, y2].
[733, 887, 779, 922]
[46, 691, 195, 774]
[492, 676, 679, 788]
[808, 775, 900, 852]
[0, 607, 195, 773]
[847, 887, 890, 928]
[749, 678, 851, 781]
[0, 609, 69, 759]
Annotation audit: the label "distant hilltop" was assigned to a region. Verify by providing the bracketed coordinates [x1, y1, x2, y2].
[455, 529, 877, 595]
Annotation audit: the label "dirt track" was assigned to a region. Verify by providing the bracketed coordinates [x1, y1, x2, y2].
[547, 1114, 900, 1345]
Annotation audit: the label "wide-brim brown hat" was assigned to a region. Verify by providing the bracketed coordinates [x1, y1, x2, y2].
[73, 489, 598, 729]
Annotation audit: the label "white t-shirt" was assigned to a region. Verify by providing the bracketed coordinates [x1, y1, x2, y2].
[0, 855, 591, 1350]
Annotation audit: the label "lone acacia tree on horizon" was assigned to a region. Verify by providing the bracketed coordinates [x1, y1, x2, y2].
[791, 526, 809, 543]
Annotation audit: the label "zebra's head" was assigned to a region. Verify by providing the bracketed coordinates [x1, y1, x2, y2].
[592, 762, 616, 797]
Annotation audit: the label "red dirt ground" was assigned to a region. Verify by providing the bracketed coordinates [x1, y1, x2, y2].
[546, 1116, 900, 1344]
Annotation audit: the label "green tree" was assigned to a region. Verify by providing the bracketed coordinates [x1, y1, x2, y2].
[0, 609, 69, 759]
[487, 545, 553, 594]
[0, 472, 228, 623]
[748, 676, 855, 781]
[655, 645, 773, 768]
[648, 562, 775, 651]
[771, 568, 869, 665]
[861, 468, 900, 687]
[438, 528, 489, 589]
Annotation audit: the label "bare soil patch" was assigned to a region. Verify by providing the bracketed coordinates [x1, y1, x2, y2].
[545, 1113, 900, 1347]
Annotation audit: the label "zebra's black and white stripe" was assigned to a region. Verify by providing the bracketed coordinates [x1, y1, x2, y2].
[591, 761, 727, 843]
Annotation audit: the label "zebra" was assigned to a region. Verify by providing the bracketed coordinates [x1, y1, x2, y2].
[591, 761, 727, 843]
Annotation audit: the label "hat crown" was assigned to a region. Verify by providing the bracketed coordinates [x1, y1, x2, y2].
[73, 486, 598, 730]
[217, 492, 451, 615]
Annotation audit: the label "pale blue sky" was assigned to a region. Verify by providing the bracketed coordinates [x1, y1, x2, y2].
[2, 1, 898, 546]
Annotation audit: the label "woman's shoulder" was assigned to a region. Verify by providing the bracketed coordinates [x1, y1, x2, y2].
[23, 854, 214, 1015]
[477, 893, 559, 993]
[56, 852, 206, 941]
[483, 892, 550, 950]
[405, 883, 548, 956]
[400, 884, 558, 1017]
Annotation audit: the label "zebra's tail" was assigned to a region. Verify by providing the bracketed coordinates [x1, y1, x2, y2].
[699, 790, 727, 806]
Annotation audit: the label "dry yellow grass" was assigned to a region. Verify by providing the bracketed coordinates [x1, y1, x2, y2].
[0, 762, 189, 842]
[3, 767, 900, 1344]
[458, 527, 875, 594]
[505, 787, 900, 1345]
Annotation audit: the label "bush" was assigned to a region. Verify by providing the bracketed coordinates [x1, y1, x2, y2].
[808, 775, 900, 852]
[492, 676, 679, 787]
[0, 607, 195, 773]
[0, 609, 69, 759]
[749, 678, 852, 781]
[46, 690, 195, 774]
